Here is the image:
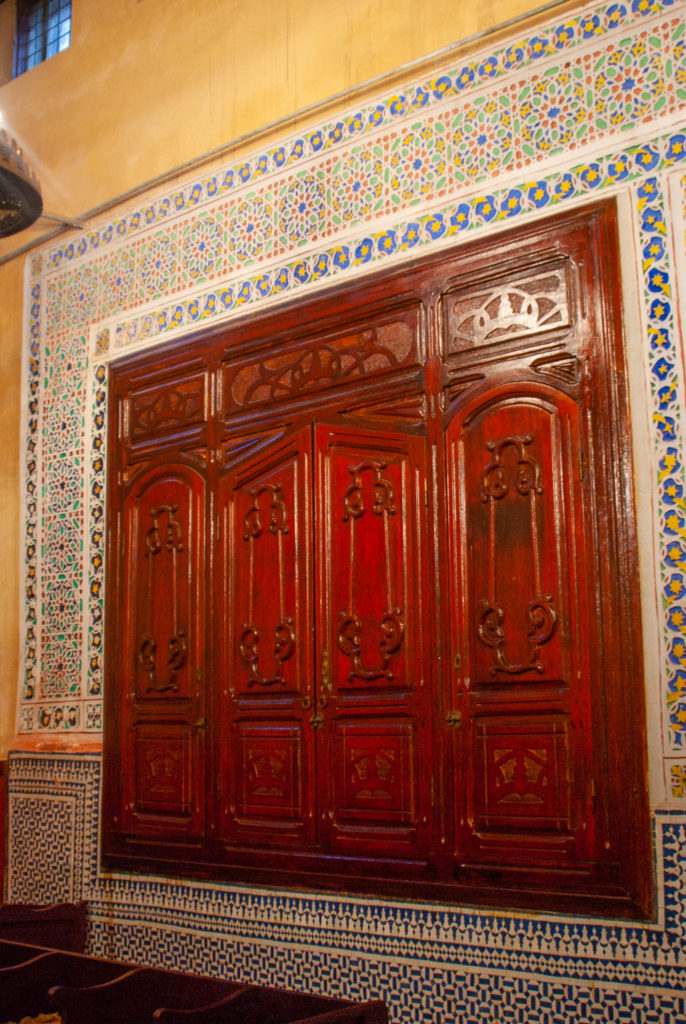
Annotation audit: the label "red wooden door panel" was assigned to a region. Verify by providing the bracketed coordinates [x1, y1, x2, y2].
[217, 428, 316, 846]
[118, 464, 207, 838]
[314, 423, 432, 858]
[445, 384, 593, 875]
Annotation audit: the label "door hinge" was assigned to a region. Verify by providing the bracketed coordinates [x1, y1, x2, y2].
[446, 709, 462, 729]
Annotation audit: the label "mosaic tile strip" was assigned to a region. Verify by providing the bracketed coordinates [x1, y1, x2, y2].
[637, 175, 686, 752]
[87, 363, 106, 702]
[110, 130, 686, 349]
[23, 282, 40, 704]
[34, 0, 683, 273]
[6, 753, 686, 1024]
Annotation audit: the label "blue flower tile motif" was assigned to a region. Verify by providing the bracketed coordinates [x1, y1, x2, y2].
[218, 287, 234, 309]
[648, 266, 671, 294]
[578, 162, 603, 187]
[332, 245, 350, 270]
[312, 254, 328, 279]
[388, 95, 406, 115]
[309, 130, 325, 151]
[411, 87, 430, 108]
[273, 268, 290, 291]
[455, 64, 476, 89]
[503, 44, 525, 70]
[424, 215, 445, 239]
[553, 22, 576, 48]
[475, 195, 497, 221]
[655, 412, 677, 440]
[529, 35, 555, 59]
[401, 222, 421, 247]
[635, 144, 661, 170]
[527, 181, 550, 207]
[450, 203, 471, 231]
[643, 236, 666, 263]
[292, 261, 310, 283]
[255, 274, 272, 297]
[354, 238, 374, 264]
[666, 134, 686, 163]
[650, 297, 671, 321]
[236, 281, 252, 305]
[663, 478, 685, 506]
[500, 189, 523, 217]
[554, 173, 576, 199]
[658, 382, 678, 409]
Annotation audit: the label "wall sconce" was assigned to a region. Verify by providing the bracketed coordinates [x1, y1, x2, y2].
[0, 127, 42, 237]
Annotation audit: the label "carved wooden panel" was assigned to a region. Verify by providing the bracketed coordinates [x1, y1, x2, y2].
[444, 263, 571, 354]
[127, 369, 207, 444]
[445, 382, 592, 869]
[114, 463, 207, 838]
[131, 723, 198, 818]
[315, 424, 430, 856]
[472, 715, 572, 833]
[217, 429, 315, 846]
[222, 309, 419, 415]
[329, 720, 417, 834]
[233, 721, 306, 825]
[123, 469, 206, 702]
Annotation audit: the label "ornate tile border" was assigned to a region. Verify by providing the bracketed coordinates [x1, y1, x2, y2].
[18, 0, 686, 808]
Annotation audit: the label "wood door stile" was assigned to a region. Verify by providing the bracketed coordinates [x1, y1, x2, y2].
[103, 200, 652, 917]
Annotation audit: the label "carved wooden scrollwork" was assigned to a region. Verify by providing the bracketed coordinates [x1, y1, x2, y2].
[243, 484, 289, 539]
[337, 609, 404, 682]
[477, 596, 556, 675]
[342, 461, 396, 521]
[450, 269, 569, 351]
[145, 504, 184, 555]
[477, 434, 556, 676]
[139, 503, 189, 693]
[239, 618, 296, 687]
[228, 320, 415, 410]
[480, 435, 543, 502]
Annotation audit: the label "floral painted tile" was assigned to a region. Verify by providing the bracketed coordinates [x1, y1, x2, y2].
[388, 118, 448, 207]
[330, 144, 385, 226]
[516, 58, 593, 161]
[180, 213, 225, 286]
[226, 190, 276, 268]
[594, 31, 668, 131]
[276, 169, 327, 251]
[451, 89, 515, 183]
[139, 229, 180, 300]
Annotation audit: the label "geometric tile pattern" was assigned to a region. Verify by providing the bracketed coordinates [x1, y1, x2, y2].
[6, 753, 686, 1023]
[16, 0, 686, 806]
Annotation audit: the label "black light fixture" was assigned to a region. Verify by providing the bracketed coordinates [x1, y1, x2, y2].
[0, 126, 42, 237]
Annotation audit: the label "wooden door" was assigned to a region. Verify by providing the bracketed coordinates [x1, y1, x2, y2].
[116, 463, 207, 839]
[217, 428, 316, 848]
[314, 423, 432, 862]
[445, 382, 595, 884]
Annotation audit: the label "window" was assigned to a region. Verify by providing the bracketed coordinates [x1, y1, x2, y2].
[103, 201, 653, 918]
[14, 0, 70, 76]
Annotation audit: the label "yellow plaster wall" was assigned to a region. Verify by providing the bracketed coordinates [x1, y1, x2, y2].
[0, 0, 579, 755]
